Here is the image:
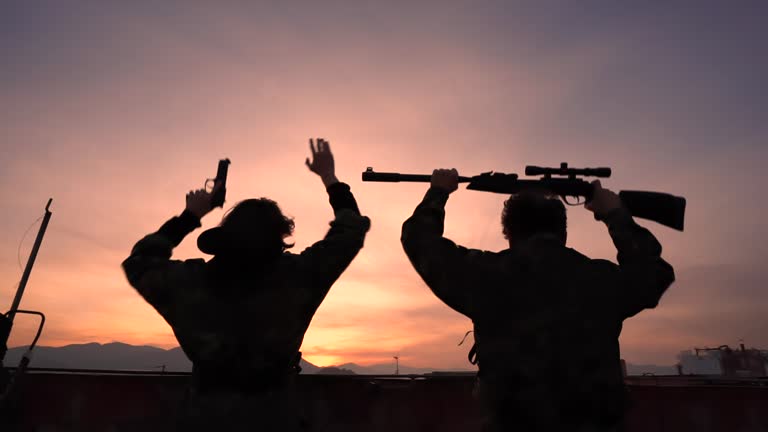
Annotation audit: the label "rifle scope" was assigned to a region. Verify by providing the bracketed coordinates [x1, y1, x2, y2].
[525, 163, 611, 178]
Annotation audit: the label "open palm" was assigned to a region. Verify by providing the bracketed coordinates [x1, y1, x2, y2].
[305, 138, 335, 180]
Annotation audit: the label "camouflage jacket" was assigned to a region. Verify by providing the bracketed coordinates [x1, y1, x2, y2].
[401, 187, 675, 428]
[123, 183, 370, 390]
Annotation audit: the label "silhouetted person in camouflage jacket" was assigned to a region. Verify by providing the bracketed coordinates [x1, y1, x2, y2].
[122, 139, 369, 431]
[401, 168, 675, 432]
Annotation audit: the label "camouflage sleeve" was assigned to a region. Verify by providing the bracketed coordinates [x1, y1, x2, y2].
[604, 207, 676, 318]
[401, 187, 490, 318]
[121, 210, 203, 312]
[298, 183, 370, 306]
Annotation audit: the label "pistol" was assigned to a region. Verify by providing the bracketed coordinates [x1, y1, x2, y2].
[205, 158, 231, 209]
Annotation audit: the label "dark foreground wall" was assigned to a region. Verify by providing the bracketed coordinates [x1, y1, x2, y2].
[4, 370, 768, 432]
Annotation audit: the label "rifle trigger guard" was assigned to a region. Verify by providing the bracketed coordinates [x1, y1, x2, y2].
[562, 196, 583, 206]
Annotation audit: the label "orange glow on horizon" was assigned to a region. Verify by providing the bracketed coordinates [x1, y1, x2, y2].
[3, 2, 766, 370]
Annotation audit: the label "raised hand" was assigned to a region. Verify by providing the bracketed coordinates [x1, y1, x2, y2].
[585, 180, 622, 218]
[186, 189, 214, 219]
[431, 168, 459, 193]
[306, 138, 339, 187]
[186, 180, 223, 219]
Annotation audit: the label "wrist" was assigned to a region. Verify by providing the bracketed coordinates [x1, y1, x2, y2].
[601, 206, 631, 226]
[321, 174, 339, 187]
[184, 208, 206, 221]
[431, 184, 455, 194]
[425, 186, 451, 205]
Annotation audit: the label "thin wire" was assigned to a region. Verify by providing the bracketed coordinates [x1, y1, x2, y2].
[458, 330, 474, 346]
[17, 214, 44, 270]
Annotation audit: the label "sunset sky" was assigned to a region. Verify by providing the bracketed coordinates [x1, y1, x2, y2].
[1, 1, 766, 370]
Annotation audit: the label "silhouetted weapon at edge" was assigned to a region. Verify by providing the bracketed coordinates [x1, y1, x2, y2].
[362, 163, 686, 231]
[1, 199, 52, 424]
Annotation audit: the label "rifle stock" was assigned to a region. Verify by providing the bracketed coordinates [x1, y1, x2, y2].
[618, 191, 686, 231]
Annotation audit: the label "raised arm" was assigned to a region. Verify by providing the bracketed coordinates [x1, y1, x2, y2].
[121, 188, 215, 310]
[401, 169, 490, 318]
[587, 181, 676, 318]
[299, 139, 370, 302]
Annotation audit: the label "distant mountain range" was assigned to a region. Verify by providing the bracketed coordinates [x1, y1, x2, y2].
[2, 342, 675, 376]
[2, 342, 324, 373]
[1, 342, 461, 375]
[4, 342, 201, 372]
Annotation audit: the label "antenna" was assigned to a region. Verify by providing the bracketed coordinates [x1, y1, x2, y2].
[2, 199, 53, 409]
[8, 199, 54, 320]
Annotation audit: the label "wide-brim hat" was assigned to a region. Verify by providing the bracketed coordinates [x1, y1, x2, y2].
[197, 198, 292, 256]
[197, 226, 232, 255]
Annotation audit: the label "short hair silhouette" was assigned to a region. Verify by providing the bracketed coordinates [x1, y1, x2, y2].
[501, 192, 567, 242]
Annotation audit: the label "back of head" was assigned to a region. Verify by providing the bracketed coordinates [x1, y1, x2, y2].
[501, 192, 567, 244]
[222, 198, 295, 252]
[198, 198, 295, 261]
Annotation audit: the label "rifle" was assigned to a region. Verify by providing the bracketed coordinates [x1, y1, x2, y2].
[362, 163, 686, 231]
[205, 158, 231, 209]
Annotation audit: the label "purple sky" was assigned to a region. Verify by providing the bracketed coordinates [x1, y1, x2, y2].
[1, 1, 766, 368]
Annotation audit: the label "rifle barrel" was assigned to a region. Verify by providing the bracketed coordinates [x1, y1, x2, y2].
[362, 171, 472, 183]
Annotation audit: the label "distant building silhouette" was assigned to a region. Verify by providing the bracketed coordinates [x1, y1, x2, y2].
[677, 344, 767, 377]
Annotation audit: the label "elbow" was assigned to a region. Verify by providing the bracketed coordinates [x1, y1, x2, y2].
[400, 230, 419, 264]
[121, 253, 150, 289]
[401, 225, 420, 255]
[644, 292, 663, 309]
[648, 263, 676, 309]
[121, 256, 134, 277]
[121, 260, 140, 288]
[401, 216, 423, 247]
[661, 260, 676, 290]
[400, 220, 412, 246]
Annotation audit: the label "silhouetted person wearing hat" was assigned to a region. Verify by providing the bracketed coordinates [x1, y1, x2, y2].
[401, 169, 675, 432]
[122, 139, 370, 431]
